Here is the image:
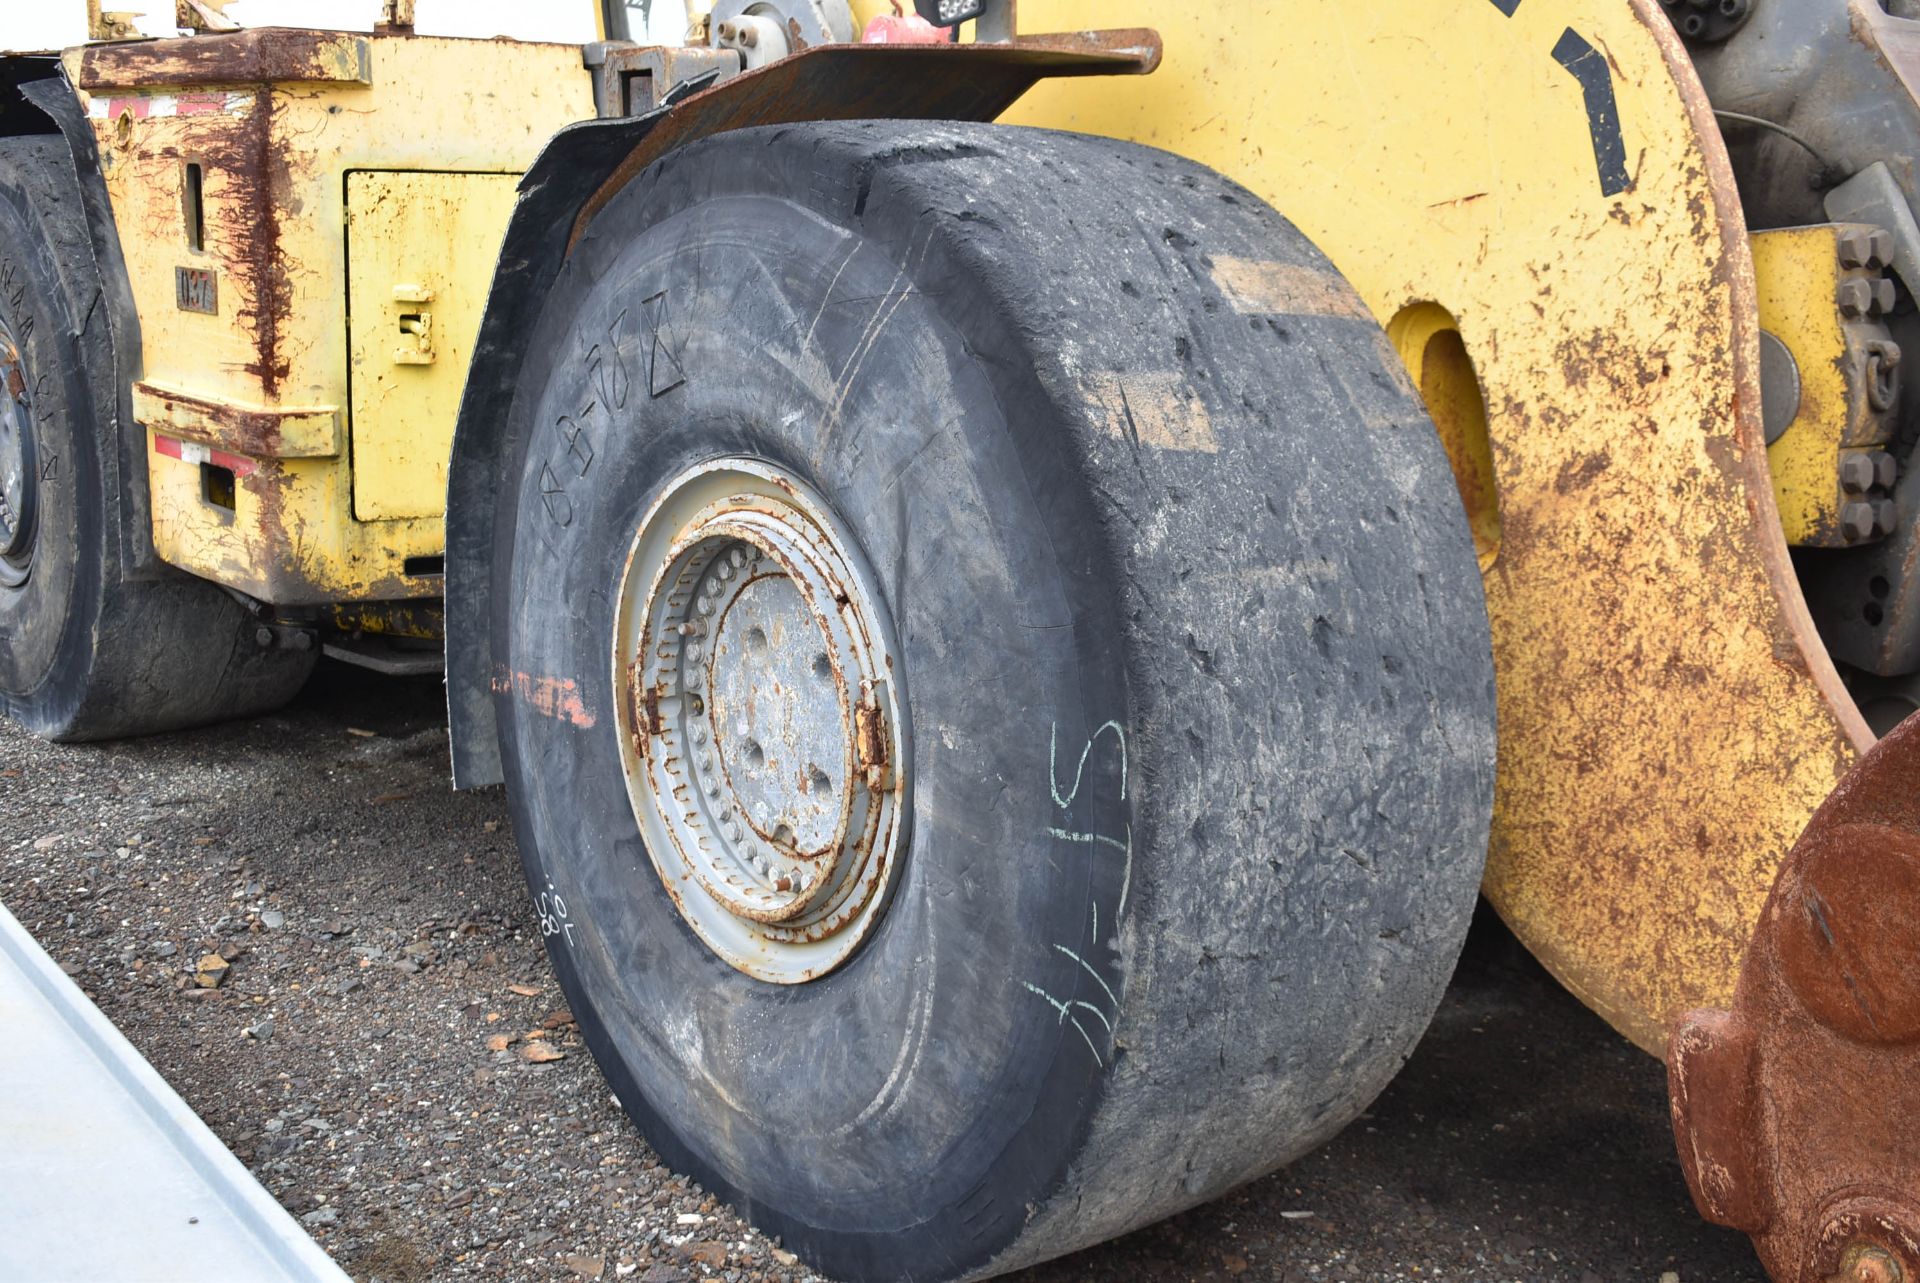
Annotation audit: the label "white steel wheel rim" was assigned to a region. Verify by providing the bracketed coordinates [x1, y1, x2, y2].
[611, 459, 909, 983]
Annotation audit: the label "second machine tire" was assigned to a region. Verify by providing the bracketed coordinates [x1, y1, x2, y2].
[0, 136, 314, 742]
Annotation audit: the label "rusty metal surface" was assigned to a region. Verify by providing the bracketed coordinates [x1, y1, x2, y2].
[571, 29, 1160, 243]
[131, 381, 338, 460]
[76, 28, 373, 89]
[593, 45, 742, 118]
[608, 460, 908, 983]
[1670, 710, 1920, 1283]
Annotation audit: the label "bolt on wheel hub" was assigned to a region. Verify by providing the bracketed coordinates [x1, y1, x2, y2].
[0, 319, 38, 588]
[612, 460, 908, 982]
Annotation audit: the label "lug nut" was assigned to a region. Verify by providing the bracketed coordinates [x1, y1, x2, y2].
[1842, 501, 1879, 542]
[1842, 454, 1877, 494]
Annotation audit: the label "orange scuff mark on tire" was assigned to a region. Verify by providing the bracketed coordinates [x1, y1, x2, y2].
[491, 667, 596, 729]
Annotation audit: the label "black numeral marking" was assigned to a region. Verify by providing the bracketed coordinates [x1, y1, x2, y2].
[643, 290, 687, 398]
[538, 462, 573, 527]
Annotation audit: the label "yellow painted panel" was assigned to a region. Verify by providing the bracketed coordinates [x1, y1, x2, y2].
[347, 170, 521, 521]
[1007, 0, 1869, 1051]
[79, 32, 596, 602]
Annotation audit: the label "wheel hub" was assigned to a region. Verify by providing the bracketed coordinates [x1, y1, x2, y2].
[0, 319, 37, 588]
[612, 460, 908, 982]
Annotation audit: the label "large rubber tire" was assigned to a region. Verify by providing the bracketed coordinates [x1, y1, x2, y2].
[0, 137, 313, 741]
[490, 122, 1495, 1281]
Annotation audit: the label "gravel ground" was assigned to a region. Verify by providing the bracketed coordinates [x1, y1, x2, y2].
[1, 661, 1767, 1283]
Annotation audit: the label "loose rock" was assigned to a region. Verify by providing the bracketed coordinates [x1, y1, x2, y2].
[193, 954, 229, 988]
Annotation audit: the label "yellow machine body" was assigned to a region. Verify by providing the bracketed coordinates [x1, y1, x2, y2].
[1010, 0, 1871, 1052]
[70, 30, 593, 604]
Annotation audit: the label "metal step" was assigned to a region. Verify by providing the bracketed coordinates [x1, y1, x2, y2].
[0, 901, 350, 1282]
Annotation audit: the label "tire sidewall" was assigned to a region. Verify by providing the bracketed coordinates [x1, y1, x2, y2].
[494, 190, 1132, 1276]
[0, 167, 100, 730]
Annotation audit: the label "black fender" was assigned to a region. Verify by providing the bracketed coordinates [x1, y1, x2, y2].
[445, 112, 659, 786]
[443, 35, 1160, 786]
[2, 60, 156, 580]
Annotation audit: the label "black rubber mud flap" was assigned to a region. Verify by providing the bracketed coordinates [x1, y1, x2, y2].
[489, 121, 1496, 1281]
[0, 137, 313, 740]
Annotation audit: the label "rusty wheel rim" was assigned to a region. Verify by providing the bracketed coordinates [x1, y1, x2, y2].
[0, 319, 37, 589]
[611, 459, 909, 983]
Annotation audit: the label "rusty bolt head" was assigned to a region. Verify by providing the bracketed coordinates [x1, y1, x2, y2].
[1875, 498, 1900, 538]
[1843, 501, 1879, 542]
[1874, 279, 1899, 315]
[1876, 451, 1900, 492]
[1841, 230, 1873, 269]
[254, 626, 274, 648]
[1842, 454, 1877, 495]
[1840, 279, 1873, 319]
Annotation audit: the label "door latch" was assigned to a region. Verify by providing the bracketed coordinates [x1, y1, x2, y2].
[392, 283, 434, 365]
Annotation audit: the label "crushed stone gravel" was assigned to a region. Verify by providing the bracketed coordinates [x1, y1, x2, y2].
[1, 662, 1765, 1282]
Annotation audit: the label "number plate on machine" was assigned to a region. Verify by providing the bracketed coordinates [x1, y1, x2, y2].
[174, 266, 216, 315]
